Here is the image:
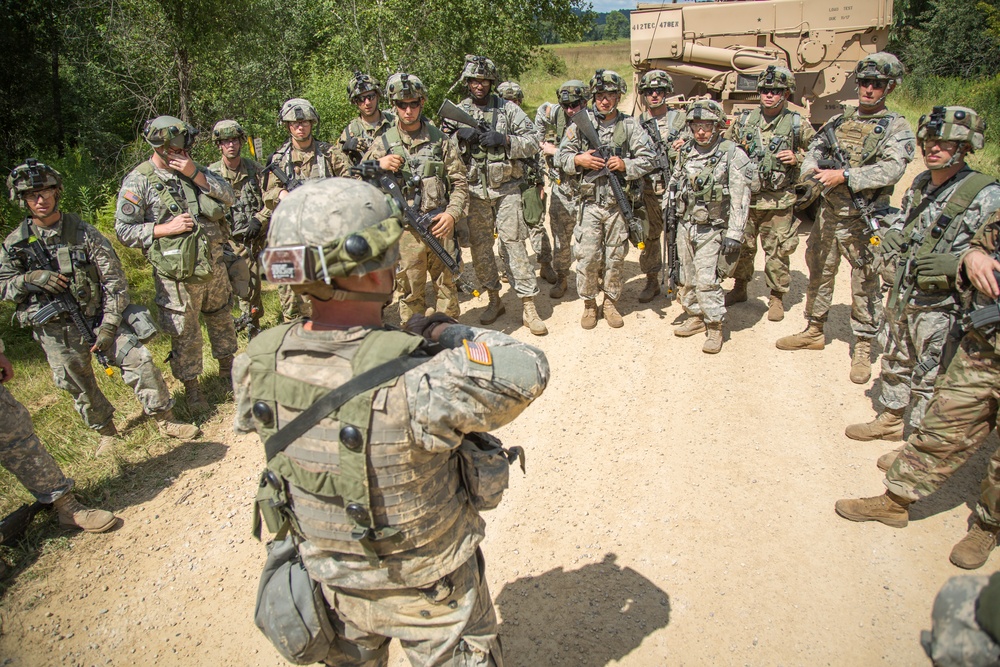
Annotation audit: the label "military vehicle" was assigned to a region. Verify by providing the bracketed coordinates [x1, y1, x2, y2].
[630, 0, 894, 125]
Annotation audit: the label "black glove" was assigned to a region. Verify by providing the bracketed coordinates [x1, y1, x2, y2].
[246, 218, 263, 240]
[915, 253, 960, 278]
[92, 323, 117, 352]
[879, 228, 905, 253]
[721, 238, 742, 255]
[25, 270, 66, 294]
[342, 136, 359, 154]
[404, 311, 458, 340]
[478, 130, 507, 148]
[455, 127, 479, 144]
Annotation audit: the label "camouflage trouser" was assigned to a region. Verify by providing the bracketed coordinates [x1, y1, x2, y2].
[319, 551, 503, 667]
[468, 183, 538, 298]
[732, 206, 799, 294]
[640, 188, 665, 276]
[33, 321, 173, 429]
[803, 205, 882, 338]
[521, 182, 552, 267]
[0, 382, 72, 503]
[547, 182, 578, 275]
[885, 332, 1000, 526]
[397, 228, 460, 323]
[156, 242, 238, 383]
[879, 306, 957, 429]
[574, 199, 628, 301]
[235, 240, 263, 326]
[677, 222, 726, 325]
[921, 575, 1000, 666]
[279, 285, 311, 322]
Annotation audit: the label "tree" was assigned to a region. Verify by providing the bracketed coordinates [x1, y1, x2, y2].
[903, 0, 1000, 78]
[604, 11, 629, 41]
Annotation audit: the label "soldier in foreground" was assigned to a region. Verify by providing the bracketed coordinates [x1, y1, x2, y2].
[1, 160, 198, 454]
[116, 116, 237, 414]
[556, 69, 655, 329]
[725, 65, 814, 321]
[338, 72, 394, 166]
[835, 209, 1000, 570]
[234, 178, 549, 665]
[776, 52, 916, 383]
[208, 120, 269, 337]
[846, 107, 999, 444]
[668, 100, 752, 353]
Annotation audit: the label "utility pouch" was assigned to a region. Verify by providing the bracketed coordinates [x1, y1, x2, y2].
[122, 304, 158, 342]
[222, 243, 251, 299]
[148, 224, 213, 284]
[916, 272, 951, 293]
[55, 247, 74, 274]
[197, 193, 225, 222]
[254, 469, 289, 537]
[456, 432, 524, 511]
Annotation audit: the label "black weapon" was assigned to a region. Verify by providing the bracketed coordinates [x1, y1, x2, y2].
[819, 124, 881, 249]
[641, 117, 672, 176]
[662, 180, 681, 305]
[263, 145, 304, 193]
[350, 161, 480, 297]
[437, 100, 490, 133]
[0, 502, 47, 547]
[570, 110, 646, 250]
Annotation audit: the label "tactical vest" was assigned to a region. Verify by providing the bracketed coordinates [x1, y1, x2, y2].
[228, 161, 265, 238]
[272, 140, 333, 180]
[576, 111, 642, 201]
[136, 161, 225, 224]
[249, 325, 466, 560]
[640, 109, 685, 193]
[681, 139, 740, 205]
[346, 113, 394, 157]
[734, 108, 802, 191]
[830, 107, 894, 169]
[465, 95, 509, 165]
[380, 123, 450, 211]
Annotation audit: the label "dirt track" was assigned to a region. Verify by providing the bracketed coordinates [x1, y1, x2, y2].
[3, 159, 999, 666]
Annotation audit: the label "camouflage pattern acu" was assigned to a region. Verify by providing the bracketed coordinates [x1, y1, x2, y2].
[143, 116, 198, 149]
[731, 208, 800, 295]
[638, 69, 674, 95]
[676, 222, 729, 324]
[278, 98, 320, 125]
[211, 120, 247, 143]
[855, 51, 904, 83]
[726, 107, 815, 209]
[0, 378, 73, 504]
[757, 64, 795, 91]
[921, 575, 1000, 667]
[460, 55, 498, 82]
[918, 106, 987, 152]
[338, 114, 395, 166]
[639, 108, 688, 275]
[497, 81, 523, 102]
[535, 101, 580, 275]
[8, 160, 61, 201]
[467, 184, 538, 296]
[385, 72, 426, 101]
[589, 69, 627, 95]
[686, 100, 726, 125]
[262, 139, 350, 214]
[347, 72, 382, 101]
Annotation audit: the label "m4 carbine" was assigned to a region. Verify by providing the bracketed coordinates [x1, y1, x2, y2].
[819, 124, 881, 249]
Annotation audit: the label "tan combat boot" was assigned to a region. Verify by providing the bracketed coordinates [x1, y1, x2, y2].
[724, 279, 748, 306]
[53, 494, 117, 533]
[183, 378, 210, 414]
[775, 321, 825, 350]
[479, 290, 506, 325]
[703, 322, 723, 354]
[521, 297, 548, 336]
[549, 272, 568, 299]
[845, 409, 905, 442]
[95, 421, 119, 457]
[674, 317, 707, 338]
[539, 261, 558, 285]
[767, 291, 784, 322]
[581, 300, 598, 330]
[834, 491, 911, 528]
[638, 273, 660, 303]
[154, 409, 201, 440]
[217, 355, 234, 383]
[850, 338, 873, 384]
[603, 298, 624, 328]
[950, 519, 1000, 569]
[877, 446, 905, 472]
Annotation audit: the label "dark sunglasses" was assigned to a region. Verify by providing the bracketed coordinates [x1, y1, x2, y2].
[394, 100, 422, 110]
[561, 101, 582, 110]
[357, 92, 378, 103]
[760, 87, 785, 96]
[858, 78, 887, 89]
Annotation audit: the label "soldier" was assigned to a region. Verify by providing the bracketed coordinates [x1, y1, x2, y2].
[497, 80, 557, 286]
[234, 178, 549, 665]
[0, 338, 118, 534]
[365, 72, 469, 322]
[442, 55, 546, 335]
[636, 69, 688, 303]
[263, 98, 350, 322]
[835, 209, 1000, 570]
[724, 65, 815, 321]
[115, 116, 237, 414]
[338, 72, 394, 166]
[667, 100, 752, 353]
[776, 52, 916, 384]
[1, 160, 199, 454]
[556, 69, 655, 329]
[208, 120, 269, 337]
[535, 80, 589, 300]
[846, 106, 999, 444]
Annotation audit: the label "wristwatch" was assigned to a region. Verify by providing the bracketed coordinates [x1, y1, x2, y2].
[842, 169, 851, 183]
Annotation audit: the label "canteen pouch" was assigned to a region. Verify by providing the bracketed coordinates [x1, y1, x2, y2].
[122, 304, 158, 342]
[148, 224, 213, 284]
[456, 432, 524, 511]
[197, 192, 226, 222]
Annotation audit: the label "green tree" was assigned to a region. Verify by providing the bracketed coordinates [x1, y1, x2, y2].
[604, 11, 629, 41]
[903, 0, 1000, 77]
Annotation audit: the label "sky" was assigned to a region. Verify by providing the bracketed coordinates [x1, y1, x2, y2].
[589, 0, 639, 9]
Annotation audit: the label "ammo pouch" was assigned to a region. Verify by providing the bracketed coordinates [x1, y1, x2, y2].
[197, 192, 225, 222]
[148, 223, 213, 284]
[222, 242, 251, 299]
[122, 303, 158, 342]
[456, 432, 524, 511]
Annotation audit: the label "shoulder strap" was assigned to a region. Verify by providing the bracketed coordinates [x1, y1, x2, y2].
[940, 173, 997, 222]
[60, 213, 81, 245]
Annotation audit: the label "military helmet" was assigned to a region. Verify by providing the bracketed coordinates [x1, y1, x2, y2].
[460, 55, 499, 82]
[855, 52, 904, 82]
[385, 72, 427, 101]
[347, 72, 383, 102]
[143, 115, 199, 150]
[686, 99, 726, 125]
[497, 81, 524, 103]
[212, 120, 247, 144]
[638, 70, 674, 94]
[278, 98, 320, 126]
[8, 159, 62, 202]
[757, 65, 795, 92]
[590, 69, 627, 95]
[918, 106, 986, 152]
[557, 80, 589, 106]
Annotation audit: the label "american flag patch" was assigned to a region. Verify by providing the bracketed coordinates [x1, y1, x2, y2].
[463, 340, 492, 366]
[123, 190, 141, 205]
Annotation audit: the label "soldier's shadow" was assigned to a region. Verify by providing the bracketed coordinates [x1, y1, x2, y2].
[908, 432, 1000, 521]
[495, 553, 671, 667]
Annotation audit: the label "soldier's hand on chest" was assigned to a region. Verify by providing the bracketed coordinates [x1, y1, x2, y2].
[379, 155, 405, 172]
[776, 149, 798, 166]
[606, 156, 626, 173]
[25, 270, 68, 294]
[157, 212, 195, 238]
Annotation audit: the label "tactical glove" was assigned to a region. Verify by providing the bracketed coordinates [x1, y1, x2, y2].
[404, 311, 457, 340]
[478, 130, 507, 148]
[455, 127, 480, 144]
[93, 323, 118, 352]
[25, 270, 66, 294]
[720, 237, 743, 256]
[915, 253, 960, 278]
[879, 228, 906, 253]
[246, 218, 263, 240]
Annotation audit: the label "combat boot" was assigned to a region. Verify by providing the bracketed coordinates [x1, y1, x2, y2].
[154, 409, 200, 440]
[724, 279, 748, 306]
[674, 317, 706, 338]
[703, 322, 723, 354]
[845, 409, 905, 442]
[950, 519, 1000, 569]
[217, 355, 234, 383]
[183, 379, 210, 414]
[521, 297, 547, 336]
[539, 261, 558, 285]
[850, 338, 873, 384]
[834, 491, 911, 528]
[549, 272, 568, 299]
[95, 421, 119, 457]
[877, 447, 905, 472]
[52, 494, 117, 534]
[775, 321, 825, 350]
[767, 291, 784, 322]
[603, 298, 624, 328]
[638, 273, 660, 303]
[479, 290, 505, 325]
[581, 300, 598, 330]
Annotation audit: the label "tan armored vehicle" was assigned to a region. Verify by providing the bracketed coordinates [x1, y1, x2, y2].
[630, 0, 894, 125]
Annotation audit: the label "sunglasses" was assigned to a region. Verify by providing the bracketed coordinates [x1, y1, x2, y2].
[561, 101, 582, 110]
[357, 92, 378, 103]
[857, 79, 888, 89]
[760, 87, 785, 96]
[394, 100, 422, 110]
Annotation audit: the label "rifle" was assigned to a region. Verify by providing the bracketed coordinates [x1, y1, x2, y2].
[437, 100, 490, 134]
[819, 124, 881, 249]
[350, 161, 480, 297]
[0, 502, 47, 547]
[263, 144, 304, 193]
[661, 180, 681, 305]
[570, 111, 646, 250]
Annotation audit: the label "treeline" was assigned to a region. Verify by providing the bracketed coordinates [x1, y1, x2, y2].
[541, 9, 631, 44]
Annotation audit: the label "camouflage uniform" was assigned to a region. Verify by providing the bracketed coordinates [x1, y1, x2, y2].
[638, 108, 687, 277]
[0, 213, 177, 427]
[115, 160, 237, 383]
[922, 574, 1000, 667]
[338, 111, 395, 166]
[534, 101, 580, 286]
[518, 154, 552, 270]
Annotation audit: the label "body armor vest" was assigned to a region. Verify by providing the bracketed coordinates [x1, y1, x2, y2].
[228, 161, 265, 239]
[345, 113, 394, 161]
[380, 123, 450, 211]
[734, 108, 802, 191]
[136, 161, 226, 227]
[832, 107, 894, 169]
[272, 140, 334, 180]
[576, 111, 642, 201]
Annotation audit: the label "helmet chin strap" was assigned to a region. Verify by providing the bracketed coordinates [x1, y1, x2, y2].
[297, 282, 392, 303]
[924, 143, 967, 171]
[856, 81, 894, 111]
